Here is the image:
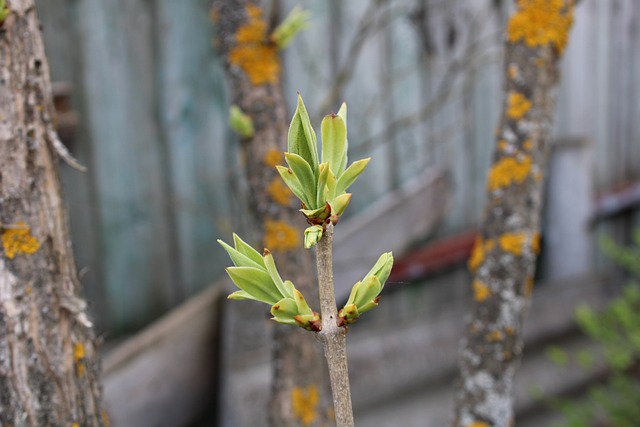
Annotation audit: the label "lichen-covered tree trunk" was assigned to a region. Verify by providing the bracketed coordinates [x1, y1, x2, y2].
[213, 1, 332, 426]
[453, 1, 575, 426]
[0, 1, 107, 425]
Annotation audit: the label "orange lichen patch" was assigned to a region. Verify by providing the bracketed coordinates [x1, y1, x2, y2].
[524, 276, 535, 297]
[507, 91, 532, 120]
[264, 219, 299, 252]
[507, 0, 574, 54]
[72, 423, 79, 427]
[505, 326, 515, 335]
[73, 342, 86, 377]
[468, 237, 495, 272]
[507, 63, 519, 80]
[1, 222, 41, 259]
[523, 139, 534, 151]
[498, 140, 509, 151]
[73, 342, 85, 361]
[267, 178, 292, 206]
[466, 422, 491, 427]
[487, 155, 532, 191]
[531, 232, 541, 254]
[472, 280, 491, 302]
[485, 330, 504, 342]
[229, 4, 280, 85]
[499, 232, 527, 256]
[263, 148, 283, 167]
[246, 3, 262, 19]
[291, 385, 319, 426]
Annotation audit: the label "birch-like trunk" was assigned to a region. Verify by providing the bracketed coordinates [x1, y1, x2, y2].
[453, 1, 575, 426]
[0, 1, 107, 425]
[213, 1, 332, 425]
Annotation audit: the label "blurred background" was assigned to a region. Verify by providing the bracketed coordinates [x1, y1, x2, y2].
[36, 0, 639, 426]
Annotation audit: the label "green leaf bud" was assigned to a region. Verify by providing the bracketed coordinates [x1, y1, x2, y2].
[228, 105, 254, 138]
[304, 225, 324, 249]
[336, 158, 370, 195]
[271, 6, 311, 50]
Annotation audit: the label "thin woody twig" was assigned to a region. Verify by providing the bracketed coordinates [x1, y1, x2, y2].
[315, 223, 354, 427]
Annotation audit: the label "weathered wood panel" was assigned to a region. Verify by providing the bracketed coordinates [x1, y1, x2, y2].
[36, 0, 640, 335]
[103, 282, 223, 427]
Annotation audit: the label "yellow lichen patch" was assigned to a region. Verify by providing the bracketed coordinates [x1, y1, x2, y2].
[507, 91, 531, 120]
[499, 232, 527, 256]
[498, 140, 509, 151]
[73, 342, 85, 361]
[229, 4, 280, 85]
[74, 342, 86, 377]
[485, 330, 504, 342]
[1, 222, 41, 259]
[468, 237, 495, 272]
[263, 148, 283, 167]
[102, 410, 111, 427]
[523, 139, 534, 151]
[291, 385, 319, 426]
[531, 232, 541, 254]
[507, 0, 574, 54]
[267, 178, 292, 206]
[487, 155, 532, 191]
[472, 279, 491, 302]
[72, 423, 79, 427]
[505, 326, 515, 335]
[466, 422, 491, 427]
[264, 219, 299, 252]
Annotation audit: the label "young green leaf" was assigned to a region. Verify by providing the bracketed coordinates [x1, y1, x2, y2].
[226, 266, 281, 304]
[316, 163, 330, 207]
[288, 95, 318, 172]
[270, 297, 300, 325]
[264, 250, 294, 299]
[329, 193, 352, 218]
[276, 165, 312, 208]
[321, 114, 347, 177]
[336, 158, 371, 195]
[324, 168, 337, 202]
[293, 289, 313, 315]
[232, 233, 266, 268]
[228, 290, 263, 302]
[285, 152, 317, 204]
[218, 239, 263, 269]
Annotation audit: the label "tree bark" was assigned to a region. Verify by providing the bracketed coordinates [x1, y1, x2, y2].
[213, 1, 333, 426]
[0, 1, 107, 426]
[453, 1, 575, 426]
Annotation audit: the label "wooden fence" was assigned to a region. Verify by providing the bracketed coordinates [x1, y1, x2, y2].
[36, 0, 640, 334]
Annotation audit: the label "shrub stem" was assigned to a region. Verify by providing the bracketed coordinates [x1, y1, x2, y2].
[315, 223, 354, 427]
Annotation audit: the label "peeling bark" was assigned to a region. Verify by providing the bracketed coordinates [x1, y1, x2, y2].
[213, 1, 332, 426]
[0, 1, 106, 426]
[453, 1, 575, 426]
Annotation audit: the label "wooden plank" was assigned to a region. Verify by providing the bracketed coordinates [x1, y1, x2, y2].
[103, 282, 224, 427]
[77, 0, 179, 331]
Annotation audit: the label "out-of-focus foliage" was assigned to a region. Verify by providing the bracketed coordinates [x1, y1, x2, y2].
[548, 232, 640, 427]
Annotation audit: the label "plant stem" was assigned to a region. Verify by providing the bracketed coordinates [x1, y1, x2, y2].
[315, 223, 355, 427]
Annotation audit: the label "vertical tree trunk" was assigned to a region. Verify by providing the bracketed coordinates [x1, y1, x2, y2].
[0, 1, 107, 426]
[453, 1, 575, 426]
[213, 1, 332, 426]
